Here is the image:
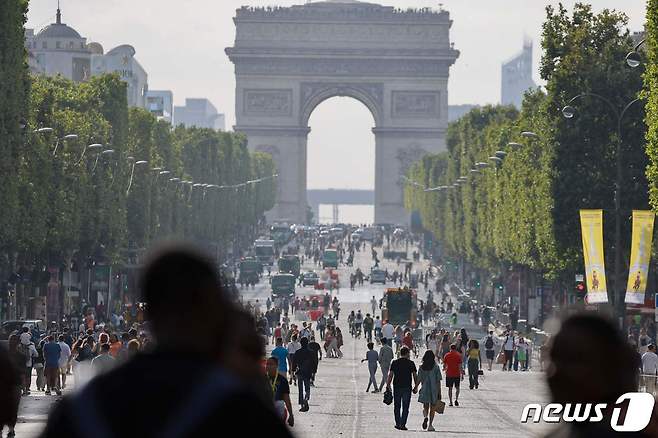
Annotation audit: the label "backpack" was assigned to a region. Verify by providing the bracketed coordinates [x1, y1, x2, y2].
[485, 336, 494, 350]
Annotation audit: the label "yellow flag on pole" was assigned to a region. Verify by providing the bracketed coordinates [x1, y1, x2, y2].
[625, 210, 655, 304]
[580, 210, 608, 304]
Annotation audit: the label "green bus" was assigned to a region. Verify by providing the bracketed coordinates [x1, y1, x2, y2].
[278, 255, 301, 277]
[271, 273, 296, 298]
[322, 249, 338, 269]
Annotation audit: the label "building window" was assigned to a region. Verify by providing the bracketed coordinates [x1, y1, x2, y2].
[42, 41, 47, 49]
[56, 41, 61, 49]
[80, 42, 84, 49]
[69, 41, 74, 49]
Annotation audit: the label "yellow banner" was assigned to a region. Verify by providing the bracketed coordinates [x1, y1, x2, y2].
[625, 210, 655, 304]
[580, 210, 608, 304]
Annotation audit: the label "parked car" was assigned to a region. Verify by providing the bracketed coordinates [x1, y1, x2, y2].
[1, 319, 44, 342]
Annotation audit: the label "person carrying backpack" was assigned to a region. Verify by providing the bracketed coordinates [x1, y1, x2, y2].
[484, 331, 496, 371]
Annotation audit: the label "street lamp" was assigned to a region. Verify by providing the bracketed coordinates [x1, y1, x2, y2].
[52, 134, 79, 156]
[34, 127, 54, 134]
[563, 92, 642, 327]
[77, 143, 102, 165]
[625, 39, 646, 68]
[126, 160, 149, 195]
[507, 142, 523, 148]
[521, 131, 538, 139]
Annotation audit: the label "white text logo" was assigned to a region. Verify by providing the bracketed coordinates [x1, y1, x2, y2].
[521, 392, 654, 432]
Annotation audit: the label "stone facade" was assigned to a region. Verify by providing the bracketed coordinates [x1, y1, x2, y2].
[226, 1, 459, 224]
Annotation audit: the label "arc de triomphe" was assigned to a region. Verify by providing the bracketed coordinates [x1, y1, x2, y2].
[226, 1, 459, 224]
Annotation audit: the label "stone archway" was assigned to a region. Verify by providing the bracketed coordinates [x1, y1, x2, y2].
[226, 1, 459, 224]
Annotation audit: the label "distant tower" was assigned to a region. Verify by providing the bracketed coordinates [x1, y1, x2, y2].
[501, 39, 536, 109]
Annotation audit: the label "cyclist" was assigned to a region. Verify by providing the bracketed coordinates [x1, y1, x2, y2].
[355, 310, 364, 339]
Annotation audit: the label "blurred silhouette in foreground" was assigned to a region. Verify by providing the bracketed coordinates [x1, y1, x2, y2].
[545, 314, 658, 438]
[41, 244, 292, 437]
[0, 334, 22, 437]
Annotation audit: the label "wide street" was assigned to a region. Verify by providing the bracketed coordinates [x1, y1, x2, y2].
[13, 242, 553, 438]
[246, 245, 554, 437]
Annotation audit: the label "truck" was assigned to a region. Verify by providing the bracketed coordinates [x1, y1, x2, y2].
[322, 248, 338, 269]
[278, 255, 301, 277]
[254, 239, 276, 266]
[271, 224, 293, 245]
[381, 287, 417, 327]
[238, 257, 262, 286]
[271, 273, 296, 299]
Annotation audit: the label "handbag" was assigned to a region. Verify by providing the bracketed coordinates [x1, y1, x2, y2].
[477, 369, 484, 376]
[496, 351, 506, 364]
[383, 388, 393, 405]
[433, 399, 446, 414]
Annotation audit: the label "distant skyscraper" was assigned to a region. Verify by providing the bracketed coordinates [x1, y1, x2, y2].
[501, 39, 537, 109]
[145, 90, 173, 123]
[174, 98, 225, 131]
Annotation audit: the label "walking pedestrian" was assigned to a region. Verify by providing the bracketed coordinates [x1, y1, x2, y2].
[517, 337, 529, 371]
[642, 344, 658, 395]
[1, 335, 23, 438]
[18, 331, 37, 395]
[363, 313, 374, 343]
[417, 350, 442, 431]
[287, 334, 301, 385]
[361, 342, 379, 393]
[386, 346, 418, 431]
[91, 343, 115, 376]
[379, 338, 394, 391]
[56, 335, 72, 389]
[271, 338, 289, 379]
[308, 336, 322, 386]
[266, 357, 295, 427]
[443, 344, 463, 406]
[43, 335, 62, 395]
[293, 337, 314, 412]
[501, 330, 516, 371]
[483, 331, 496, 371]
[466, 339, 482, 389]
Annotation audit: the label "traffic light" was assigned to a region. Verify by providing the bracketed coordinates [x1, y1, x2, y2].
[575, 279, 586, 294]
[495, 282, 504, 292]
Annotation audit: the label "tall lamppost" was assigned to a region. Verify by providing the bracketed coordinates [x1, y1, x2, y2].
[52, 134, 79, 156]
[562, 93, 642, 327]
[126, 160, 149, 195]
[625, 39, 646, 68]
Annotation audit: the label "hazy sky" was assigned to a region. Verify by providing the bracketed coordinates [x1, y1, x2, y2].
[26, 0, 647, 195]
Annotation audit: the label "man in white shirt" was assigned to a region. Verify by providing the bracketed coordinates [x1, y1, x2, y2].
[642, 344, 658, 395]
[502, 331, 516, 371]
[287, 334, 301, 385]
[382, 320, 394, 340]
[57, 334, 72, 389]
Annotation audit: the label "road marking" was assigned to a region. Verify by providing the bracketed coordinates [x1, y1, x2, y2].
[351, 333, 359, 438]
